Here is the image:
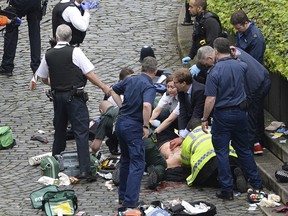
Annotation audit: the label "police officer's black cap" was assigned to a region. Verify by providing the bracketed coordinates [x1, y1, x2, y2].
[139, 46, 156, 63]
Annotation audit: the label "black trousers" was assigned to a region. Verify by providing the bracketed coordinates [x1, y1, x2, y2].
[53, 92, 91, 173]
[184, 1, 191, 22]
[2, 5, 41, 73]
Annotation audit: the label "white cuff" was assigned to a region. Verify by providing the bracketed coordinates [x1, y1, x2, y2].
[179, 129, 190, 139]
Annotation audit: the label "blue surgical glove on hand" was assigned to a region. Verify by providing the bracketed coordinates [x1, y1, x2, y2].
[81, 0, 99, 10]
[189, 64, 201, 77]
[11, 17, 22, 26]
[182, 56, 191, 65]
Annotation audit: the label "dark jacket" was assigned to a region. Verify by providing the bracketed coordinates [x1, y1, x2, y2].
[178, 80, 205, 130]
[188, 11, 222, 59]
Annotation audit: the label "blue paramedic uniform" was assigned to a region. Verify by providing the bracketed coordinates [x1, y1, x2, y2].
[205, 56, 263, 193]
[234, 48, 271, 149]
[236, 21, 266, 64]
[112, 73, 156, 208]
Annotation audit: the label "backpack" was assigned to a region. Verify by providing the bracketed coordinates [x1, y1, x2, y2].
[0, 126, 15, 149]
[30, 185, 59, 209]
[42, 190, 78, 216]
[199, 11, 227, 38]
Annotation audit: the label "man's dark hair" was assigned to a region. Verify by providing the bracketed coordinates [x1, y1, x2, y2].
[213, 37, 231, 54]
[195, 0, 207, 10]
[230, 10, 249, 26]
[174, 68, 193, 85]
[119, 68, 134, 81]
[142, 57, 157, 74]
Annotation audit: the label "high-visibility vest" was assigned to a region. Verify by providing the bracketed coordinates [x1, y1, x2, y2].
[180, 126, 237, 186]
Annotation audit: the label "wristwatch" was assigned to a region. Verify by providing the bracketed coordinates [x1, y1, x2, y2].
[201, 118, 208, 122]
[143, 125, 149, 129]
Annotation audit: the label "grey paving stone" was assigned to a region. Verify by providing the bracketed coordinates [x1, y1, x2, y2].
[0, 0, 266, 215]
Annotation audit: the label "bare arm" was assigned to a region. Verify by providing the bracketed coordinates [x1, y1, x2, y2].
[149, 106, 162, 122]
[85, 71, 110, 94]
[143, 102, 152, 138]
[202, 96, 216, 133]
[155, 112, 178, 134]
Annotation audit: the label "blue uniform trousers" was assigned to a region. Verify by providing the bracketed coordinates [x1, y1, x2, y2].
[248, 77, 271, 149]
[211, 109, 263, 192]
[115, 117, 145, 207]
[52, 92, 90, 173]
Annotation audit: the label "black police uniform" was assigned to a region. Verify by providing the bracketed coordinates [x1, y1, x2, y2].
[45, 44, 91, 174]
[52, 2, 86, 46]
[1, 0, 41, 74]
[188, 11, 222, 59]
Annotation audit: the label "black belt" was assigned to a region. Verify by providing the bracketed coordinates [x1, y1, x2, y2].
[216, 105, 240, 111]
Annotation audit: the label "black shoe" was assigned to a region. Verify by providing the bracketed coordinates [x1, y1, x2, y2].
[0, 67, 13, 77]
[234, 167, 247, 193]
[147, 165, 159, 190]
[76, 172, 97, 182]
[216, 191, 234, 201]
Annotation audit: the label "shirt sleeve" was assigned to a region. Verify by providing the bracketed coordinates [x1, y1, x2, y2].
[35, 54, 49, 78]
[112, 81, 125, 95]
[172, 102, 180, 115]
[72, 48, 94, 74]
[62, 6, 90, 32]
[205, 72, 218, 97]
[143, 86, 156, 106]
[157, 94, 169, 108]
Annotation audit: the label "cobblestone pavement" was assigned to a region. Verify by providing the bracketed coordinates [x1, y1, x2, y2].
[0, 0, 265, 215]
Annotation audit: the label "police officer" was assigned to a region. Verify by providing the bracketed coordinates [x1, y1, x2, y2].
[181, 0, 222, 65]
[0, 0, 42, 76]
[180, 126, 243, 189]
[111, 56, 157, 209]
[197, 45, 271, 155]
[201, 37, 263, 201]
[52, 0, 98, 46]
[230, 10, 266, 64]
[35, 24, 110, 181]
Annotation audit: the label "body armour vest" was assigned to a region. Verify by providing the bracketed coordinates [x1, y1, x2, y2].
[52, 2, 86, 45]
[180, 126, 237, 186]
[45, 45, 87, 92]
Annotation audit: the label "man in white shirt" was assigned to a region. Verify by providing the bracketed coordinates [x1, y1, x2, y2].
[35, 24, 109, 181]
[51, 0, 97, 46]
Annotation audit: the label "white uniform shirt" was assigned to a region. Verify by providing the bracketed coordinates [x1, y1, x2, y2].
[61, 0, 90, 32]
[36, 42, 94, 79]
[158, 93, 179, 115]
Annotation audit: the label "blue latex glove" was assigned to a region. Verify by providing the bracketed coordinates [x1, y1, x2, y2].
[182, 56, 191, 65]
[11, 17, 22, 26]
[189, 64, 201, 77]
[81, 0, 99, 10]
